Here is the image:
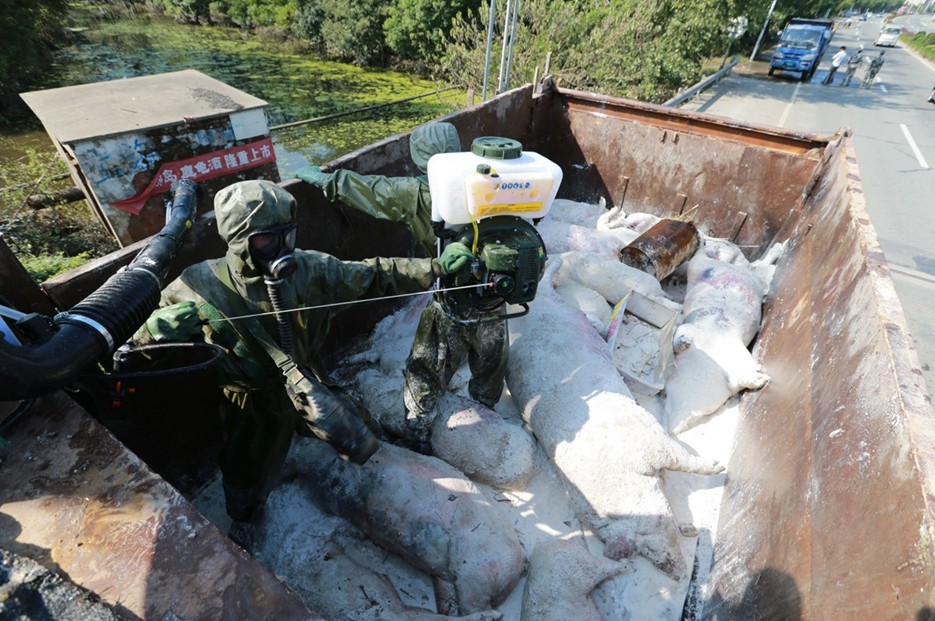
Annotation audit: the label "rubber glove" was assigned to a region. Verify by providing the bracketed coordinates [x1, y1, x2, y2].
[295, 166, 328, 186]
[286, 368, 380, 464]
[438, 242, 475, 275]
[145, 301, 204, 342]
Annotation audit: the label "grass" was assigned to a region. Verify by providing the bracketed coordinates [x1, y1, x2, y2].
[904, 31, 935, 64]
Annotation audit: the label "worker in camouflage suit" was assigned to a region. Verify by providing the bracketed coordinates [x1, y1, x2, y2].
[841, 46, 863, 86]
[862, 51, 885, 88]
[133, 179, 473, 537]
[296, 123, 509, 451]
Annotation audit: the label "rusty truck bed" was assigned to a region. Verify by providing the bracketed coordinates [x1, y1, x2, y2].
[2, 81, 933, 619]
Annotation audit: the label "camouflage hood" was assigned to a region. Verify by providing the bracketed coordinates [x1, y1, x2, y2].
[409, 122, 460, 173]
[215, 179, 297, 292]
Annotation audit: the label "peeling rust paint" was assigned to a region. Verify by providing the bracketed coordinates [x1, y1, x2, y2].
[0, 392, 318, 619]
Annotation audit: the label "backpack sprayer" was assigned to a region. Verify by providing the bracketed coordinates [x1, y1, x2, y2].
[428, 137, 563, 324]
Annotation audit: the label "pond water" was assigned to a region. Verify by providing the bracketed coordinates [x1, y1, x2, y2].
[0, 6, 464, 186]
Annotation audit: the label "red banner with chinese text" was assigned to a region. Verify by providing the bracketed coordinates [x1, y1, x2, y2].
[110, 137, 277, 215]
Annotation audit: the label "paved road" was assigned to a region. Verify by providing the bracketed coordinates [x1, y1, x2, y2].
[681, 15, 935, 397]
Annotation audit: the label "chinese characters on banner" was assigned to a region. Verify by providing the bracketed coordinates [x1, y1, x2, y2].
[111, 137, 277, 215]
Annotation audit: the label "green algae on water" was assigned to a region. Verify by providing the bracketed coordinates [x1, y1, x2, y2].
[8, 7, 464, 177]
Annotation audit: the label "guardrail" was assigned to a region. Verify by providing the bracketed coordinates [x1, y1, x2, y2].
[663, 56, 740, 107]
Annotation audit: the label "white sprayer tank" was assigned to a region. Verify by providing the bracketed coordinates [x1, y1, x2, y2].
[427, 136, 563, 228]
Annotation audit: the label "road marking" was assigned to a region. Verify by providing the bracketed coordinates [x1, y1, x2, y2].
[778, 82, 801, 127]
[900, 123, 930, 169]
[890, 263, 935, 286]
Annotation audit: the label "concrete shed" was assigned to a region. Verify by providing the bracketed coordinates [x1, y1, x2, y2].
[21, 69, 279, 246]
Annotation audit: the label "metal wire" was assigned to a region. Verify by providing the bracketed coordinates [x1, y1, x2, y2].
[204, 282, 491, 325]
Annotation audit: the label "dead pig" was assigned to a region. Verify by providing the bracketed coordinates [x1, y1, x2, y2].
[253, 478, 503, 621]
[286, 437, 525, 616]
[664, 241, 782, 433]
[508, 258, 723, 580]
[430, 393, 536, 490]
[521, 539, 630, 621]
[537, 219, 638, 257]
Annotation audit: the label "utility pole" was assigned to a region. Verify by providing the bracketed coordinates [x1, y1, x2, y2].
[751, 0, 778, 62]
[482, 0, 497, 101]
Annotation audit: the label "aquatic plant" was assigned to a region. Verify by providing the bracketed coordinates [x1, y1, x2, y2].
[0, 6, 461, 278]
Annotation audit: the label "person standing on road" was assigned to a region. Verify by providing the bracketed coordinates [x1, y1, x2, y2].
[841, 46, 863, 86]
[823, 46, 848, 85]
[862, 51, 885, 88]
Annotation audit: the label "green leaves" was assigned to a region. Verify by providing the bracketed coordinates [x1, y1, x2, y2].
[442, 0, 736, 103]
[384, 0, 483, 61]
[0, 0, 68, 96]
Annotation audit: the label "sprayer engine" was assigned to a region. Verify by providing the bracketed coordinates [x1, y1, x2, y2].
[440, 216, 547, 323]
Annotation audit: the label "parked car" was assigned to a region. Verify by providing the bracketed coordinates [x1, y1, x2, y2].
[875, 25, 902, 47]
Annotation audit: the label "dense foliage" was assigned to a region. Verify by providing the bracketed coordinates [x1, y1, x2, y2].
[130, 0, 908, 99]
[0, 0, 69, 120]
[905, 31, 935, 63]
[1, 0, 913, 107]
[446, 0, 740, 101]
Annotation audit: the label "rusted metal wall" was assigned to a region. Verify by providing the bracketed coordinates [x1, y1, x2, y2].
[532, 87, 827, 260]
[705, 136, 935, 620]
[0, 393, 319, 619]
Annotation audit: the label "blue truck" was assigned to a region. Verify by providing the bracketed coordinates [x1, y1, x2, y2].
[768, 17, 835, 81]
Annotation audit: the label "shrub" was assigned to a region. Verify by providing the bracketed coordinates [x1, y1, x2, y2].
[0, 143, 117, 280]
[20, 252, 94, 282]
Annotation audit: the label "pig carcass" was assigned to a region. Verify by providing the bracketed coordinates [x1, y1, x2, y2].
[536, 219, 638, 257]
[507, 258, 723, 580]
[664, 240, 784, 433]
[430, 393, 536, 490]
[252, 477, 504, 621]
[521, 539, 631, 621]
[285, 437, 526, 615]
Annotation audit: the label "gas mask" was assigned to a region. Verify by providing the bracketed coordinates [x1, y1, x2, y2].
[247, 222, 300, 354]
[248, 222, 298, 280]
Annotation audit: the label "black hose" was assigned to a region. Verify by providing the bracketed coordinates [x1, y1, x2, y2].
[265, 277, 294, 356]
[0, 180, 199, 401]
[103, 342, 225, 380]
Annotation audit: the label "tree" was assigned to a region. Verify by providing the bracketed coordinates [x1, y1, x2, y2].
[150, 0, 214, 23]
[444, 0, 737, 103]
[0, 0, 69, 116]
[294, 0, 325, 46]
[218, 0, 300, 28]
[384, 0, 484, 62]
[319, 0, 390, 65]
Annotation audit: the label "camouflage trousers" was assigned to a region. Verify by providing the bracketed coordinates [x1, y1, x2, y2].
[841, 66, 858, 86]
[402, 300, 508, 442]
[218, 380, 372, 521]
[218, 387, 295, 522]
